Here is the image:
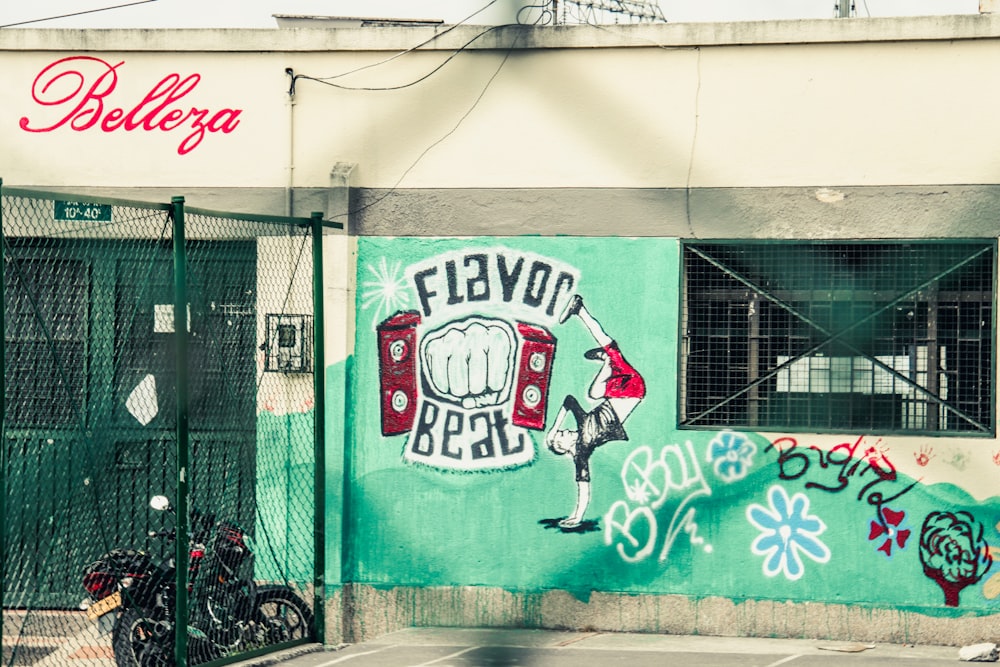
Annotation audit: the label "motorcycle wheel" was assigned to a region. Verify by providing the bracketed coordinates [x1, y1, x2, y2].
[250, 588, 314, 647]
[112, 608, 172, 667]
[113, 608, 223, 667]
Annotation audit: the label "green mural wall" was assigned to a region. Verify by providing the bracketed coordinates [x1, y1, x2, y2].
[346, 237, 1000, 619]
[255, 409, 314, 583]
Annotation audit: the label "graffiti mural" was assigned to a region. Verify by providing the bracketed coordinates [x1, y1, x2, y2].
[372, 247, 579, 471]
[868, 506, 912, 558]
[707, 430, 756, 483]
[915, 445, 935, 467]
[982, 523, 1000, 600]
[354, 237, 1000, 621]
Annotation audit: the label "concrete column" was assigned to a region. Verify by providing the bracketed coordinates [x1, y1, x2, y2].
[323, 161, 356, 644]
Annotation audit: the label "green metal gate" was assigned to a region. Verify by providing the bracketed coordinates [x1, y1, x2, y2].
[0, 182, 331, 667]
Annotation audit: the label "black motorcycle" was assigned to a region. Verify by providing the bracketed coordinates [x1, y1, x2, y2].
[81, 495, 313, 667]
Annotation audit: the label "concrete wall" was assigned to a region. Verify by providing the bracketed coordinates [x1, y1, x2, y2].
[4, 16, 1000, 646]
[342, 235, 1000, 646]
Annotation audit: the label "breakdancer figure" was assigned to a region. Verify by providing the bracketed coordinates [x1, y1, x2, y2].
[546, 295, 646, 528]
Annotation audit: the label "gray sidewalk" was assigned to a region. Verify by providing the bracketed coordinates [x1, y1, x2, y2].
[237, 628, 969, 667]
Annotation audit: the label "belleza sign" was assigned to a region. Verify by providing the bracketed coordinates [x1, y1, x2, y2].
[19, 56, 243, 155]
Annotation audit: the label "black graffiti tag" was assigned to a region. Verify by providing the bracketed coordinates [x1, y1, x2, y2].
[766, 435, 917, 524]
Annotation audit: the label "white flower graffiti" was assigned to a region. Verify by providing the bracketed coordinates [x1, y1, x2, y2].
[746, 485, 830, 581]
[706, 430, 756, 483]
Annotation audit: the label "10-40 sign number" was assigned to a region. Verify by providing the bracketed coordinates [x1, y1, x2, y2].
[54, 201, 112, 222]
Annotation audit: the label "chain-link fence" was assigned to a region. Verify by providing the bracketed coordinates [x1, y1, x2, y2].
[0, 183, 326, 667]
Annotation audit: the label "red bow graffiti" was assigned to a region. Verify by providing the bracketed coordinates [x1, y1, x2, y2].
[868, 507, 911, 557]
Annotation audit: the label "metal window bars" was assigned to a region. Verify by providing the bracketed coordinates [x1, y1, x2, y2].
[680, 241, 996, 435]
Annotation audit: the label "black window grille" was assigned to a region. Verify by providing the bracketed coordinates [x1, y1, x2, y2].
[680, 241, 996, 435]
[4, 254, 88, 428]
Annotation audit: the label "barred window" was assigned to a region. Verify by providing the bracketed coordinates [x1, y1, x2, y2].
[4, 255, 88, 428]
[680, 241, 995, 435]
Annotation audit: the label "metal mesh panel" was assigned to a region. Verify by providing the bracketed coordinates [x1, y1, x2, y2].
[1, 189, 318, 667]
[681, 241, 996, 434]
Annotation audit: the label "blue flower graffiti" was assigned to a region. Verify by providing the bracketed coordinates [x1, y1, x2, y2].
[747, 485, 830, 581]
[707, 430, 756, 482]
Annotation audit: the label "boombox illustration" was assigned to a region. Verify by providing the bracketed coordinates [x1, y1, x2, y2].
[376, 311, 422, 436]
[377, 311, 556, 436]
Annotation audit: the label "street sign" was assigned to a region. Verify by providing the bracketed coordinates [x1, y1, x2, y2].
[54, 200, 112, 222]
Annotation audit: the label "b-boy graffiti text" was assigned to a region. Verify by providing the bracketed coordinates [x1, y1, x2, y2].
[604, 441, 712, 563]
[19, 56, 242, 155]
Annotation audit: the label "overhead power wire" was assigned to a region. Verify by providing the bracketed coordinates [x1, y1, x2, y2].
[573, 8, 701, 237]
[325, 31, 523, 224]
[287, 0, 550, 94]
[306, 0, 504, 84]
[291, 23, 518, 94]
[286, 1, 548, 222]
[0, 0, 158, 28]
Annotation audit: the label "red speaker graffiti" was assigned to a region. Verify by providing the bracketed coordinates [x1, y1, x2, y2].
[377, 310, 421, 436]
[511, 322, 555, 431]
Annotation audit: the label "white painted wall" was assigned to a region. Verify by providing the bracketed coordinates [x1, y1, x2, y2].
[2, 16, 1000, 191]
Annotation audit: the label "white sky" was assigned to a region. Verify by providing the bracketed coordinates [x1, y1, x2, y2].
[0, 0, 980, 29]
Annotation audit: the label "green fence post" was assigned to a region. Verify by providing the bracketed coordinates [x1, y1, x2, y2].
[0, 177, 5, 650]
[172, 196, 190, 667]
[311, 211, 326, 644]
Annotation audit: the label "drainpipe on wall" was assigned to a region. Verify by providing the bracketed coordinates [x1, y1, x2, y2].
[285, 69, 297, 217]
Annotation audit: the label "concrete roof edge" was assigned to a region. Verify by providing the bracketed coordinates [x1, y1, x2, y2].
[1, 14, 999, 52]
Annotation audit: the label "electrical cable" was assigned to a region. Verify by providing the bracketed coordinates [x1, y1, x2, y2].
[575, 7, 699, 238]
[301, 0, 504, 84]
[685, 47, 701, 239]
[325, 30, 523, 224]
[291, 23, 520, 93]
[288, 3, 547, 223]
[0, 0, 158, 28]
[289, 1, 597, 224]
[287, 0, 551, 94]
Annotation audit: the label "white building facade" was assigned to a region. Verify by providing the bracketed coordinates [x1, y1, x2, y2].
[4, 14, 1000, 645]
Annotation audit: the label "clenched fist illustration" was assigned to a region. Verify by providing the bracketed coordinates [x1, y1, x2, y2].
[420, 317, 516, 409]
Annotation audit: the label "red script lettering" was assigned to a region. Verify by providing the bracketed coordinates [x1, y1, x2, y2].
[19, 56, 242, 155]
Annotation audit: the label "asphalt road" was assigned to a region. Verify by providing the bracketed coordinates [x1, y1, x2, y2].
[238, 628, 970, 667]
